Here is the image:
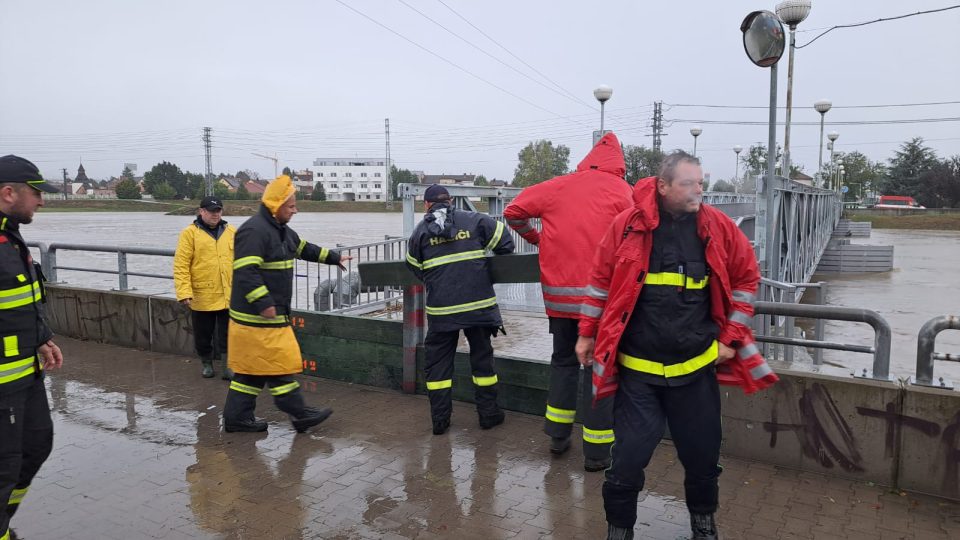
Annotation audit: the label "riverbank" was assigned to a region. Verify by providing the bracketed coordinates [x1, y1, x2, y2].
[845, 210, 960, 230]
[41, 199, 425, 215]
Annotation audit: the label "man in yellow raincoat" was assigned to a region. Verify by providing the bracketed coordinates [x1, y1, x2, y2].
[223, 176, 351, 433]
[174, 196, 236, 379]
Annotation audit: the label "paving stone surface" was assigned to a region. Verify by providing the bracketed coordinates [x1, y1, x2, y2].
[10, 337, 960, 539]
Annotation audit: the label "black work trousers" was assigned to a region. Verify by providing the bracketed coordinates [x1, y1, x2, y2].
[543, 317, 615, 461]
[0, 377, 54, 538]
[192, 309, 228, 360]
[603, 367, 722, 528]
[223, 374, 308, 423]
[423, 326, 500, 423]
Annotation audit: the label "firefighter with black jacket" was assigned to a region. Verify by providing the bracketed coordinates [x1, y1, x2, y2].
[0, 155, 63, 540]
[222, 175, 351, 433]
[405, 185, 515, 435]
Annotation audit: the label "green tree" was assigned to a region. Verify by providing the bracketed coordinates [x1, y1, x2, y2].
[213, 183, 232, 200]
[151, 182, 177, 200]
[184, 172, 205, 199]
[882, 137, 939, 195]
[832, 151, 885, 199]
[740, 144, 784, 177]
[115, 178, 141, 199]
[474, 174, 489, 186]
[143, 162, 189, 198]
[916, 156, 960, 208]
[390, 166, 419, 199]
[121, 166, 135, 180]
[513, 140, 570, 187]
[235, 182, 250, 200]
[312, 182, 327, 201]
[623, 145, 663, 185]
[711, 179, 736, 192]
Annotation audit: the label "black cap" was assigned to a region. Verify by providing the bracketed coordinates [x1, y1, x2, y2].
[424, 184, 450, 202]
[200, 196, 223, 210]
[0, 155, 59, 193]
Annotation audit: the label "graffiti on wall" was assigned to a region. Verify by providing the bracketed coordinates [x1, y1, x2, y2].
[760, 380, 960, 497]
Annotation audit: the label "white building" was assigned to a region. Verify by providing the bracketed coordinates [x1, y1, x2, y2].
[310, 158, 388, 201]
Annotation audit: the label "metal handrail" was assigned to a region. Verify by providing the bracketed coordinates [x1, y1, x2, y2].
[911, 315, 960, 390]
[29, 242, 176, 291]
[753, 301, 892, 381]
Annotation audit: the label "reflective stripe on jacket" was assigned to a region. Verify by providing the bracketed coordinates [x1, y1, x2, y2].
[503, 132, 633, 319]
[406, 206, 514, 332]
[173, 218, 236, 311]
[229, 205, 341, 327]
[0, 212, 52, 395]
[580, 177, 777, 401]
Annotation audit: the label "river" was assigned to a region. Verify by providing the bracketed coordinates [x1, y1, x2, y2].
[22, 211, 960, 382]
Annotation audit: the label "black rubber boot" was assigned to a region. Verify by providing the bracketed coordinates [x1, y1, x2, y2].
[478, 410, 505, 430]
[607, 523, 634, 540]
[201, 358, 215, 378]
[432, 417, 450, 435]
[220, 358, 234, 381]
[550, 436, 571, 455]
[584, 456, 612, 472]
[292, 407, 333, 433]
[224, 419, 268, 432]
[690, 513, 719, 540]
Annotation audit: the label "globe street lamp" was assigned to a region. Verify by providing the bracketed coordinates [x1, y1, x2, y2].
[733, 145, 743, 187]
[775, 0, 812, 175]
[690, 126, 703, 157]
[593, 85, 613, 134]
[814, 98, 832, 187]
[827, 130, 839, 188]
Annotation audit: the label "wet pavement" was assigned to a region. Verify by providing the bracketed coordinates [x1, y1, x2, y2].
[11, 337, 960, 539]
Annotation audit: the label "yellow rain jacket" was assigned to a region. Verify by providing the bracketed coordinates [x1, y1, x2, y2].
[227, 176, 342, 375]
[173, 218, 236, 311]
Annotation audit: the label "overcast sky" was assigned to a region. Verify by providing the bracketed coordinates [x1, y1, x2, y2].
[1, 0, 958, 185]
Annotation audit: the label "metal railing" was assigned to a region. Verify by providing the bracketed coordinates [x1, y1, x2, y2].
[27, 239, 410, 313]
[753, 300, 892, 381]
[29, 242, 175, 291]
[911, 315, 960, 390]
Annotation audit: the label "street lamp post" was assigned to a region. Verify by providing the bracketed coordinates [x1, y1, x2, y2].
[838, 164, 845, 198]
[776, 0, 812, 177]
[690, 126, 703, 157]
[733, 145, 743, 189]
[814, 98, 832, 187]
[593, 85, 613, 134]
[827, 130, 839, 189]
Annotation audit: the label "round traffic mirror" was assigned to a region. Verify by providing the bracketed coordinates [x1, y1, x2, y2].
[741, 10, 785, 67]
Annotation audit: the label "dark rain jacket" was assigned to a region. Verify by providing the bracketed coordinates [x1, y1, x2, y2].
[405, 204, 514, 332]
[0, 211, 52, 395]
[230, 205, 341, 327]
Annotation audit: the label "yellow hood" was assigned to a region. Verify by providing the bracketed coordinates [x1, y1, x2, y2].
[262, 175, 296, 216]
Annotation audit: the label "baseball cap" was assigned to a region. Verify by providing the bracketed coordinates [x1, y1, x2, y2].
[200, 196, 223, 210]
[0, 155, 60, 193]
[424, 184, 450, 203]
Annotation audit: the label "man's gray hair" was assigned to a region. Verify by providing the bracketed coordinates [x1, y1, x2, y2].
[658, 151, 701, 184]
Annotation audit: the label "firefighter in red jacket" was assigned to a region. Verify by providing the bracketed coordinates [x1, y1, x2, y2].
[575, 152, 777, 540]
[503, 132, 633, 471]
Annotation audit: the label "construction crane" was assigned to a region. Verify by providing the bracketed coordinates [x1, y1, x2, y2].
[251, 152, 279, 178]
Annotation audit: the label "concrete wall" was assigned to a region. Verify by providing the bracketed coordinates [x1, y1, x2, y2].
[44, 285, 960, 500]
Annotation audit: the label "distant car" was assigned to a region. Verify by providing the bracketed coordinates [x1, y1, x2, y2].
[871, 195, 925, 210]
